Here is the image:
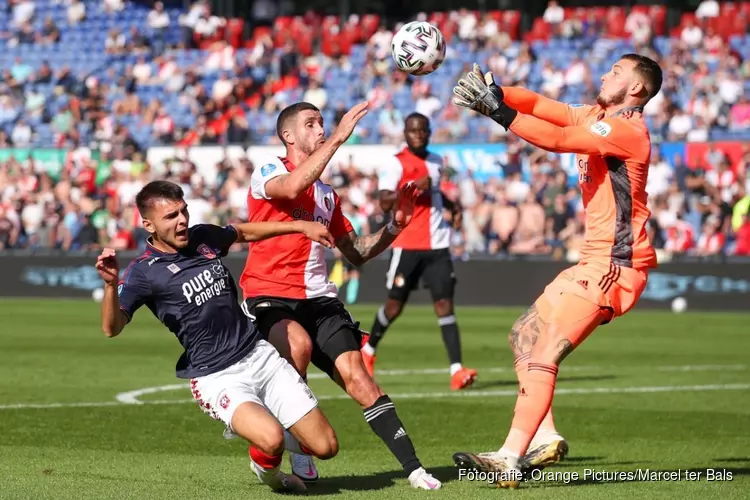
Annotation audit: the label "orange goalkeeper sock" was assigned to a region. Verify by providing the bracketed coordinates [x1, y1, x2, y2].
[514, 354, 558, 437]
[501, 363, 558, 458]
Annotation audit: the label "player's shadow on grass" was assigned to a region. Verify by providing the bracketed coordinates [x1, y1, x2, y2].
[537, 467, 750, 488]
[303, 465, 458, 495]
[476, 374, 617, 390]
[715, 457, 750, 463]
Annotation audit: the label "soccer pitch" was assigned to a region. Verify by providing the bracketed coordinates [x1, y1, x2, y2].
[1, 299, 749, 499]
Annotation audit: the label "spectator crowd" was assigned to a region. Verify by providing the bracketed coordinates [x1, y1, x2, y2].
[0, 0, 749, 259]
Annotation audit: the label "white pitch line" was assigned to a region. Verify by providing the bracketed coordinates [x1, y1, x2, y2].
[656, 364, 746, 372]
[113, 363, 745, 404]
[1, 383, 749, 411]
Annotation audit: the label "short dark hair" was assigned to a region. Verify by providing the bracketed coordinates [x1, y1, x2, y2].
[405, 112, 430, 127]
[621, 53, 663, 100]
[276, 102, 320, 145]
[135, 180, 184, 217]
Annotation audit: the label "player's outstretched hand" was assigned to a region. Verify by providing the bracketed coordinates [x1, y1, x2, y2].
[452, 63, 504, 117]
[300, 222, 336, 248]
[95, 248, 120, 284]
[331, 101, 369, 144]
[392, 182, 419, 230]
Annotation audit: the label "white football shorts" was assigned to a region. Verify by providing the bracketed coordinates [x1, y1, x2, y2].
[189, 339, 318, 437]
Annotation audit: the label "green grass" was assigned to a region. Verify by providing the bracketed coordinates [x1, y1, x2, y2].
[1, 299, 749, 499]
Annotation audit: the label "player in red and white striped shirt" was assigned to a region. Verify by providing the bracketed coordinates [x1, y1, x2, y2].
[362, 113, 477, 391]
[240, 102, 441, 491]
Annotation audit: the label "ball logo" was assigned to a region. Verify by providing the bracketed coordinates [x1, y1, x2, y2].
[197, 244, 217, 260]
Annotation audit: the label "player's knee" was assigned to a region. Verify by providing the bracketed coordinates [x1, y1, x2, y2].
[433, 298, 453, 317]
[288, 334, 313, 370]
[254, 426, 285, 457]
[383, 300, 403, 321]
[530, 325, 572, 365]
[309, 428, 339, 460]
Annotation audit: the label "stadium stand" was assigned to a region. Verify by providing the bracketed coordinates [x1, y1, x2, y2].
[0, 1, 748, 261]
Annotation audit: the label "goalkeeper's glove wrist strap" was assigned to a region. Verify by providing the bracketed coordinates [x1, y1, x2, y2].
[489, 103, 518, 130]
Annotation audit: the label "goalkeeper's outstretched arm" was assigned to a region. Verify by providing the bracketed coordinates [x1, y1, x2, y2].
[501, 87, 578, 127]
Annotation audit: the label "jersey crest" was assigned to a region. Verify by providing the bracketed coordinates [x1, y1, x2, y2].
[197, 244, 217, 260]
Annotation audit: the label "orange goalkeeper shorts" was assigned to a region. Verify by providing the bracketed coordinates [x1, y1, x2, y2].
[539, 260, 648, 322]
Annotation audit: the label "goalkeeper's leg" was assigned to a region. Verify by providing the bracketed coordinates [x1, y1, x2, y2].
[508, 301, 568, 469]
[454, 294, 610, 488]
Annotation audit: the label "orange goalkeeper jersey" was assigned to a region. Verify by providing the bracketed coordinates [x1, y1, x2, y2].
[504, 90, 657, 270]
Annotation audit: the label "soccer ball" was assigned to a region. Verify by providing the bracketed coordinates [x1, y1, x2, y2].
[671, 296, 687, 314]
[92, 288, 104, 303]
[391, 21, 446, 76]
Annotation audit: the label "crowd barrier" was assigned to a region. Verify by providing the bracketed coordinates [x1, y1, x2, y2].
[3, 254, 749, 311]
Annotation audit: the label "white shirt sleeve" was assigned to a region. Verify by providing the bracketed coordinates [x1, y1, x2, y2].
[426, 153, 444, 186]
[250, 155, 289, 200]
[377, 155, 403, 192]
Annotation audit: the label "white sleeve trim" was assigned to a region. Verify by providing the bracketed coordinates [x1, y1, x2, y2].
[251, 156, 289, 200]
[377, 155, 403, 192]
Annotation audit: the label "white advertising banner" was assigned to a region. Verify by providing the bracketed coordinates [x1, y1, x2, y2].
[146, 144, 402, 177]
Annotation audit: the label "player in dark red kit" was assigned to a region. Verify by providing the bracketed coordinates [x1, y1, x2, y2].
[95, 180, 340, 494]
[361, 113, 477, 391]
[240, 102, 441, 490]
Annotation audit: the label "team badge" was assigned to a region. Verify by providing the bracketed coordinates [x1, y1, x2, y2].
[167, 263, 181, 274]
[219, 393, 231, 410]
[197, 244, 217, 259]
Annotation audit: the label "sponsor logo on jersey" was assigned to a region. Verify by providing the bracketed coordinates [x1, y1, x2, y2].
[590, 121, 612, 137]
[260, 163, 277, 177]
[197, 244, 217, 260]
[182, 269, 228, 306]
[210, 263, 228, 279]
[167, 263, 181, 274]
[324, 197, 332, 211]
[292, 206, 330, 227]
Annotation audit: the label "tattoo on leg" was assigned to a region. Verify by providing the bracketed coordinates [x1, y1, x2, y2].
[509, 305, 545, 357]
[555, 339, 574, 364]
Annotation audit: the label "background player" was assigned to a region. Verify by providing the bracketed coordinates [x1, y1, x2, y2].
[95, 180, 340, 494]
[361, 113, 477, 391]
[340, 199, 368, 304]
[450, 54, 662, 488]
[240, 102, 442, 490]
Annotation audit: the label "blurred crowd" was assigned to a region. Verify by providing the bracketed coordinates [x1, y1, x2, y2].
[0, 1, 749, 259]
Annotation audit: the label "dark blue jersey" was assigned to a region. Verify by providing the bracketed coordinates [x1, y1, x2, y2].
[117, 224, 258, 379]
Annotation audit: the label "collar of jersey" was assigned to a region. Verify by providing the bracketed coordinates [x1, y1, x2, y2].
[146, 238, 180, 257]
[609, 106, 644, 117]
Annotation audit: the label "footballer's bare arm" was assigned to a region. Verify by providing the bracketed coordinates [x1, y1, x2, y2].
[264, 102, 370, 200]
[233, 221, 334, 247]
[335, 227, 399, 267]
[101, 283, 128, 338]
[95, 249, 128, 337]
[337, 182, 418, 266]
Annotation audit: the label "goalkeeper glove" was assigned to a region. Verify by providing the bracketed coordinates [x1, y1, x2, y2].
[452, 64, 518, 130]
